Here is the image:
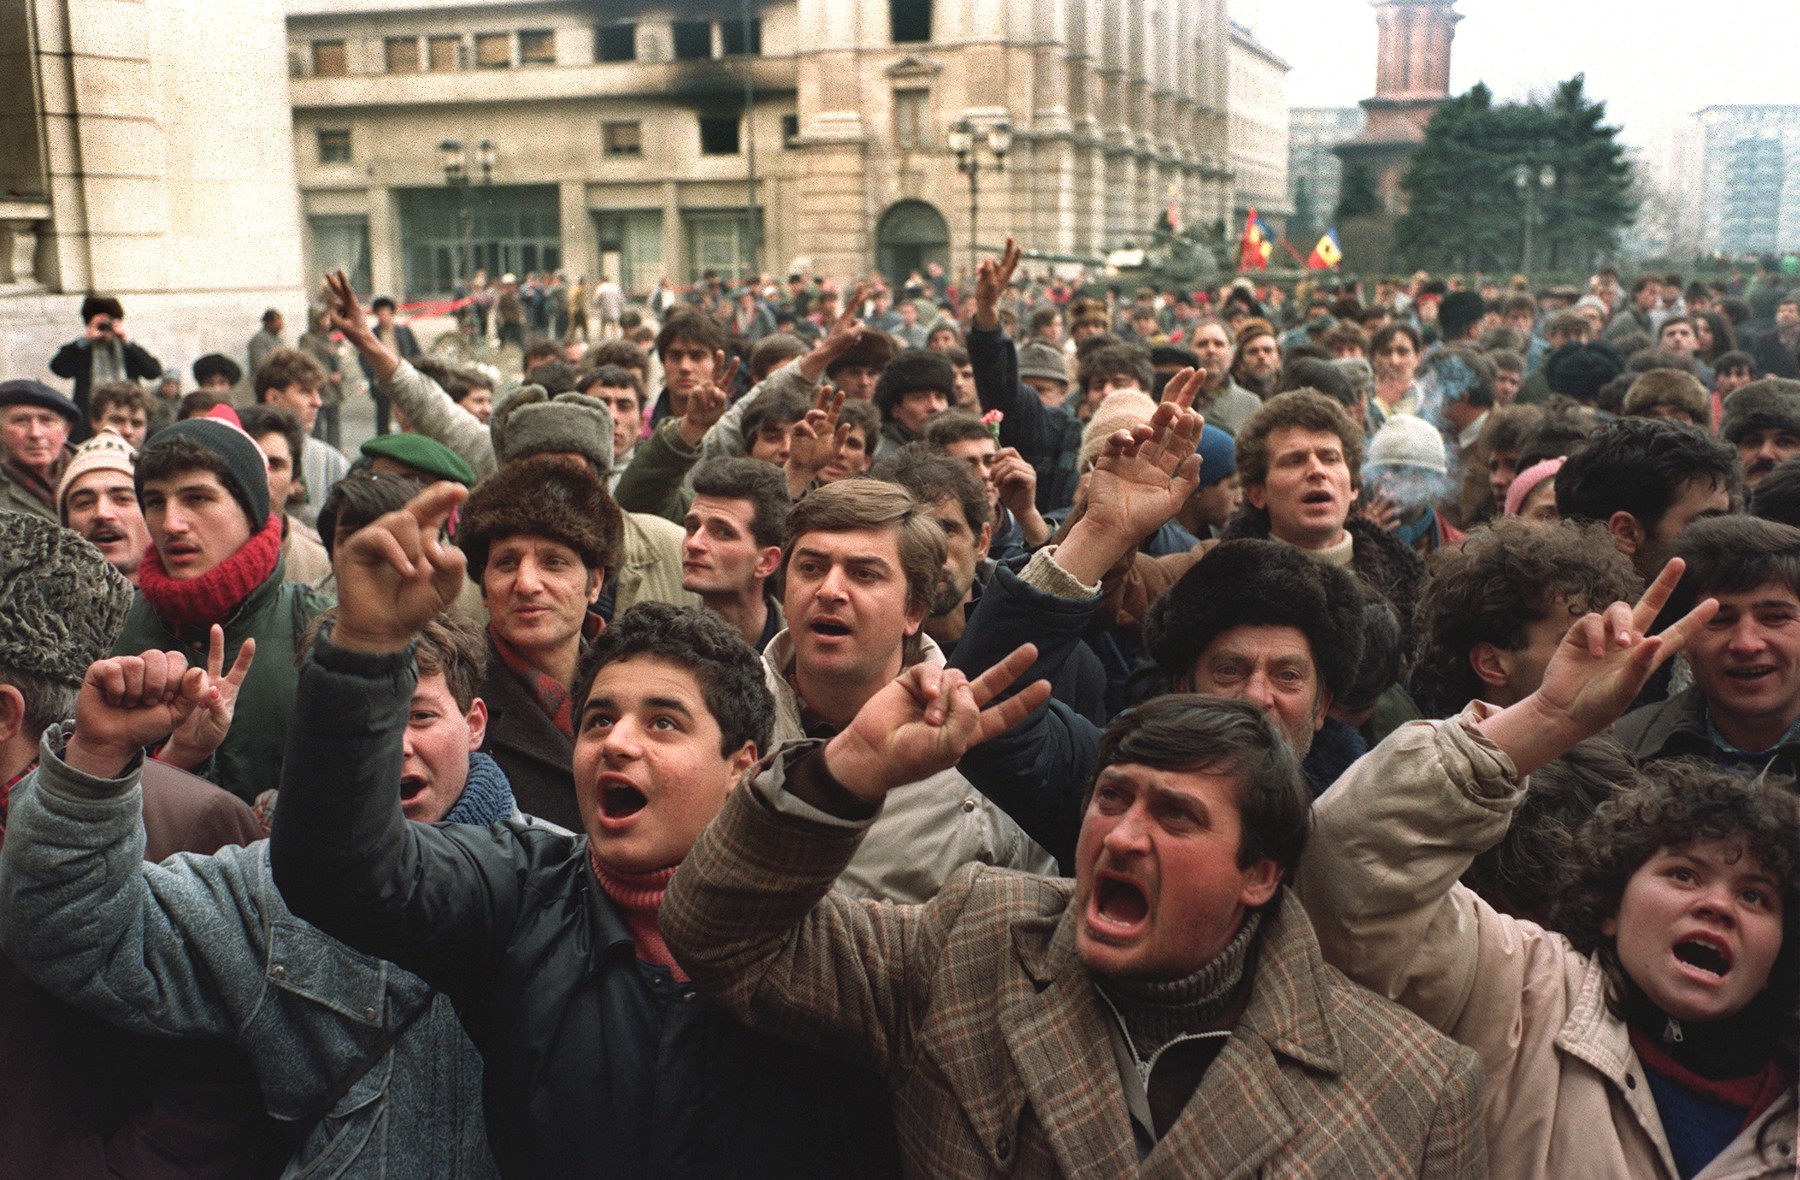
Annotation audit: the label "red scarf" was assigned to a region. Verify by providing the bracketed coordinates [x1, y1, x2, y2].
[491, 628, 577, 739]
[1629, 1027, 1791, 1131]
[137, 513, 283, 628]
[589, 851, 685, 981]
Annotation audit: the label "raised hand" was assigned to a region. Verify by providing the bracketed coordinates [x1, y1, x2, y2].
[322, 270, 374, 342]
[799, 284, 871, 380]
[991, 446, 1038, 519]
[677, 353, 738, 446]
[65, 651, 210, 780]
[786, 385, 847, 497]
[1482, 558, 1718, 775]
[159, 625, 256, 772]
[823, 644, 1051, 803]
[973, 238, 1022, 329]
[331, 482, 469, 654]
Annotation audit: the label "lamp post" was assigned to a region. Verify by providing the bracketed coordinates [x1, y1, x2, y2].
[438, 137, 496, 292]
[1514, 163, 1554, 275]
[947, 116, 1012, 281]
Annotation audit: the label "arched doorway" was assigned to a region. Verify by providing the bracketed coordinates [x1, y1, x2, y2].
[875, 200, 949, 288]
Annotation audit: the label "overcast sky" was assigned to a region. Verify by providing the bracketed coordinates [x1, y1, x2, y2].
[1233, 0, 1800, 149]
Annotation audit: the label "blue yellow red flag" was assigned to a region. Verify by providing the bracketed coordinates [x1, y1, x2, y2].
[1239, 209, 1273, 271]
[1306, 227, 1343, 270]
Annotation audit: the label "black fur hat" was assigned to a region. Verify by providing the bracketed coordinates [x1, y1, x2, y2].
[873, 348, 957, 419]
[457, 455, 622, 581]
[1143, 539, 1365, 700]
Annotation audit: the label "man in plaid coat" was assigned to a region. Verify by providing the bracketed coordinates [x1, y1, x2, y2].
[664, 653, 1487, 1177]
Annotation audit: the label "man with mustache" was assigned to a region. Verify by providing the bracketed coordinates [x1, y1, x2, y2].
[1719, 378, 1800, 489]
[57, 429, 150, 585]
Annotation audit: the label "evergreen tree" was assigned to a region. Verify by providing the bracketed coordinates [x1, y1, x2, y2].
[1335, 161, 1382, 222]
[1291, 177, 1318, 247]
[1396, 76, 1636, 273]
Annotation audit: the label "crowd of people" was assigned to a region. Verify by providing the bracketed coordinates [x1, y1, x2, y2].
[0, 239, 1795, 1179]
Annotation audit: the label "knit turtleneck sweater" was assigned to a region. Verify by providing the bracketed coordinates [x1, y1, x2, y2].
[1098, 909, 1262, 1060]
[589, 851, 685, 981]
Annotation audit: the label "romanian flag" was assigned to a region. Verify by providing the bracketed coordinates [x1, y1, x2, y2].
[1238, 209, 1273, 272]
[1306, 228, 1343, 271]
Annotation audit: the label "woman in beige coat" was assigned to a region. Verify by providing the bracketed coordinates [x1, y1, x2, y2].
[1298, 561, 1798, 1179]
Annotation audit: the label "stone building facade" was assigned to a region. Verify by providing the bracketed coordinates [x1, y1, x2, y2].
[286, 0, 1252, 299]
[1694, 105, 1800, 255]
[1226, 22, 1291, 238]
[0, 0, 307, 389]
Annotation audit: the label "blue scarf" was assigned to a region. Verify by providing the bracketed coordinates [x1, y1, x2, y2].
[443, 752, 515, 826]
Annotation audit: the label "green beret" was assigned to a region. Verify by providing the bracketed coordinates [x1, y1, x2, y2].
[360, 433, 477, 485]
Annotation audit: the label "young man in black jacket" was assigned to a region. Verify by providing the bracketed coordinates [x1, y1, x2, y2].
[268, 487, 896, 1178]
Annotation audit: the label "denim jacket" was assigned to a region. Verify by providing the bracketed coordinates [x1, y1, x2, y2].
[0, 730, 497, 1180]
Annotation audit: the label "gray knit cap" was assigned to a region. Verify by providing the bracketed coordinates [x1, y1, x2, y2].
[0, 514, 134, 685]
[489, 384, 616, 477]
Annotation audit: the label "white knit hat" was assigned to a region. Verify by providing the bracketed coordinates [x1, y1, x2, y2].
[1365, 415, 1447, 476]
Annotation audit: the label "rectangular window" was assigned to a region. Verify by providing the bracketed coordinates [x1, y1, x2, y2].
[603, 121, 642, 157]
[474, 32, 511, 68]
[721, 18, 762, 56]
[894, 89, 929, 150]
[891, 0, 931, 43]
[518, 29, 555, 65]
[672, 20, 712, 61]
[698, 115, 740, 155]
[780, 113, 800, 147]
[427, 35, 461, 71]
[685, 211, 756, 281]
[384, 36, 421, 73]
[596, 22, 636, 62]
[311, 40, 346, 77]
[316, 129, 352, 164]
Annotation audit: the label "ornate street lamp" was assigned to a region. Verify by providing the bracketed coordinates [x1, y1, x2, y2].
[948, 116, 1012, 280]
[1514, 163, 1555, 275]
[439, 138, 496, 290]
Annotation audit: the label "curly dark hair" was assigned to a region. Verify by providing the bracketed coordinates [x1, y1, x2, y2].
[573, 601, 773, 757]
[1413, 519, 1641, 715]
[1462, 737, 1635, 924]
[1232, 390, 1363, 493]
[1549, 760, 1799, 1049]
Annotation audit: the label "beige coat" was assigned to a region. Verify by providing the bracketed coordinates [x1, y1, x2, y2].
[762, 628, 1054, 903]
[1297, 707, 1798, 1180]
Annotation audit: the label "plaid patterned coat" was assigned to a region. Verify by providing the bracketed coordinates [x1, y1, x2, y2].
[665, 748, 1487, 1178]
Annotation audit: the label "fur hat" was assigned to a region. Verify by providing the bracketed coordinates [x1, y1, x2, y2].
[1016, 341, 1069, 386]
[1143, 538, 1365, 700]
[56, 428, 136, 517]
[79, 294, 124, 324]
[1720, 378, 1800, 446]
[1438, 291, 1486, 341]
[191, 353, 242, 388]
[873, 348, 957, 418]
[1543, 341, 1625, 403]
[1080, 390, 1158, 470]
[1623, 370, 1710, 424]
[0, 512, 134, 685]
[824, 328, 899, 378]
[457, 455, 623, 580]
[489, 384, 616, 476]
